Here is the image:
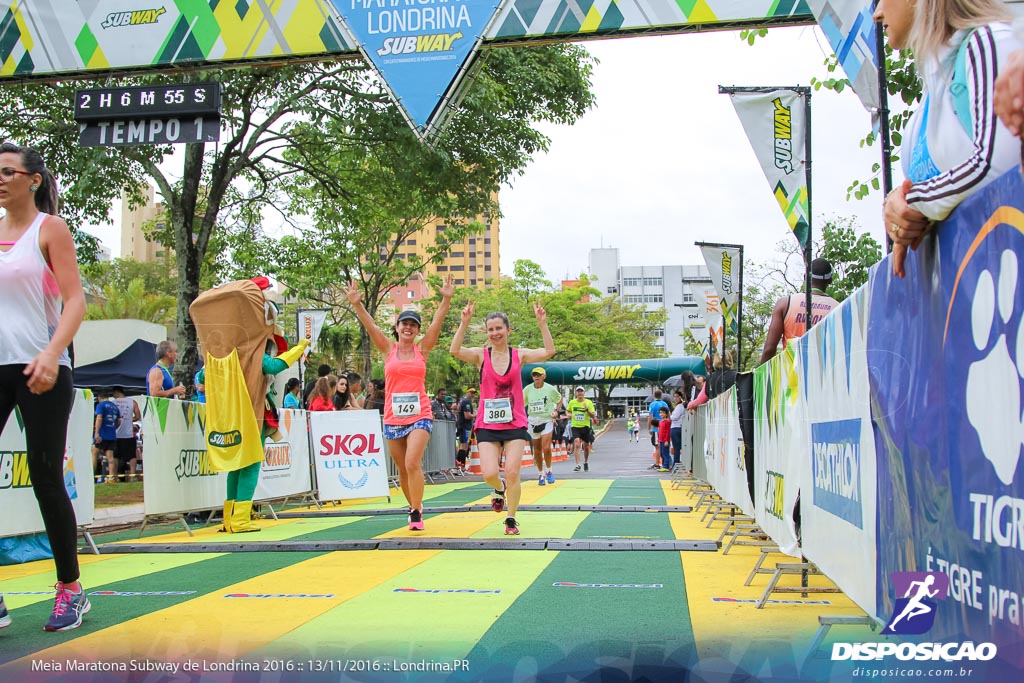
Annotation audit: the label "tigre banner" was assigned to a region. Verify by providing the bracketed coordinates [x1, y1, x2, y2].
[309, 410, 390, 501]
[0, 389, 95, 538]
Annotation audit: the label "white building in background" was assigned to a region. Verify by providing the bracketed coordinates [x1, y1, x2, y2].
[588, 247, 716, 358]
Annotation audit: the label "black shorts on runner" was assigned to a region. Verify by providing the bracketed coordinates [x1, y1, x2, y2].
[116, 437, 137, 463]
[475, 427, 531, 445]
[95, 439, 117, 454]
[571, 426, 594, 443]
[455, 451, 468, 465]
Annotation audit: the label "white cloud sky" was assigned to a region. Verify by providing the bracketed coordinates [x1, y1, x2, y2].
[87, 24, 895, 282]
[497, 25, 893, 282]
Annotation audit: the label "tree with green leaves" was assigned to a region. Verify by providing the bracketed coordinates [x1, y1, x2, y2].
[85, 279, 176, 329]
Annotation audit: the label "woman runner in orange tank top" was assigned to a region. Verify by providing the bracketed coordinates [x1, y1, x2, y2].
[345, 276, 454, 531]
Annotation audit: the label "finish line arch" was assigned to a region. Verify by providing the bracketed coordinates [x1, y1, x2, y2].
[520, 357, 705, 385]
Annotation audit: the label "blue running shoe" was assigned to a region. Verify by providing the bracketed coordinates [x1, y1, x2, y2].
[538, 474, 546, 486]
[546, 471, 555, 484]
[44, 583, 90, 632]
[0, 595, 11, 629]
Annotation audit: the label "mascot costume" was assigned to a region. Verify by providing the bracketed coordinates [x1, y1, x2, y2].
[189, 277, 308, 532]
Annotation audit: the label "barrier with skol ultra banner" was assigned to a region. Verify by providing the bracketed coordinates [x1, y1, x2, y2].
[142, 398, 313, 516]
[0, 389, 95, 538]
[868, 168, 1024, 672]
[702, 387, 753, 517]
[309, 410, 390, 501]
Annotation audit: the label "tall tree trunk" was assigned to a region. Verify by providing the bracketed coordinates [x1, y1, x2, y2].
[172, 142, 205, 386]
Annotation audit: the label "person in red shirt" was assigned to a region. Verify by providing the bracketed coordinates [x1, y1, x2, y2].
[657, 406, 672, 472]
[307, 377, 335, 412]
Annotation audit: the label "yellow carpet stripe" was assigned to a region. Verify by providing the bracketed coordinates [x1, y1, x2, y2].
[3, 550, 440, 666]
[262, 550, 557, 661]
[0, 552, 117, 582]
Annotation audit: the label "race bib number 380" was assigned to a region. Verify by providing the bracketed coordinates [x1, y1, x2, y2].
[483, 398, 513, 424]
[392, 392, 421, 417]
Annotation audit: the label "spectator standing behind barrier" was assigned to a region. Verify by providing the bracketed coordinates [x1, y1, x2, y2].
[112, 386, 140, 481]
[669, 390, 686, 466]
[346, 372, 365, 409]
[657, 406, 672, 472]
[431, 387, 455, 421]
[332, 374, 353, 411]
[282, 377, 302, 409]
[346, 276, 454, 532]
[307, 377, 335, 412]
[93, 388, 120, 483]
[646, 389, 670, 471]
[148, 340, 186, 399]
[706, 350, 738, 400]
[875, 0, 1023, 278]
[760, 258, 839, 365]
[303, 364, 330, 408]
[450, 301, 556, 536]
[364, 379, 385, 414]
[0, 141, 90, 632]
[455, 387, 477, 473]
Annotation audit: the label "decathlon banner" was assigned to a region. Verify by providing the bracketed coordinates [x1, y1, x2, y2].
[727, 89, 810, 247]
[297, 310, 329, 352]
[142, 398, 226, 516]
[310, 410, 389, 501]
[702, 387, 753, 517]
[753, 346, 805, 557]
[798, 284, 877, 618]
[697, 242, 742, 335]
[326, 0, 499, 138]
[0, 389, 94, 538]
[804, 0, 879, 117]
[254, 409, 313, 502]
[868, 168, 1024, 672]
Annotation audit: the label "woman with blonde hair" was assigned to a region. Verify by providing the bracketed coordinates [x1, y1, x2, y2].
[876, 0, 1023, 277]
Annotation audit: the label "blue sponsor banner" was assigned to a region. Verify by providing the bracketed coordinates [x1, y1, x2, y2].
[810, 418, 863, 529]
[868, 168, 1024, 676]
[328, 0, 500, 136]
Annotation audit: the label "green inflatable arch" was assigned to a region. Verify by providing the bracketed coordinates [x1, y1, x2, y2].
[521, 358, 706, 385]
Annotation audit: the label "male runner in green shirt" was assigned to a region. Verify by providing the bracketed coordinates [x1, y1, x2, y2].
[523, 367, 563, 485]
[566, 386, 596, 472]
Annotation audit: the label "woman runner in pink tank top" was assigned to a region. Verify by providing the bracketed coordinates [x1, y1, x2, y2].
[0, 142, 89, 632]
[450, 300, 555, 535]
[345, 276, 454, 531]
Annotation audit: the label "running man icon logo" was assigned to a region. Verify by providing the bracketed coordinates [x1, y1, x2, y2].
[882, 572, 951, 635]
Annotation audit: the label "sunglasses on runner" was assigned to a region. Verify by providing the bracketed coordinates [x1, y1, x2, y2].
[0, 167, 34, 180]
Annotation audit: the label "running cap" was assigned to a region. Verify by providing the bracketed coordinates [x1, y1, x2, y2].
[574, 386, 585, 392]
[810, 258, 833, 281]
[465, 386, 477, 393]
[531, 367, 546, 378]
[396, 309, 422, 325]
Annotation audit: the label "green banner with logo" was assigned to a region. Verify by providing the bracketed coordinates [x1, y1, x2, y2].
[522, 357, 706, 385]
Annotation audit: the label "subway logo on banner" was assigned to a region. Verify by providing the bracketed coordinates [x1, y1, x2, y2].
[572, 364, 642, 381]
[101, 7, 166, 29]
[811, 419, 863, 528]
[0, 451, 32, 490]
[378, 32, 463, 56]
[773, 97, 794, 173]
[766, 470, 785, 520]
[174, 449, 217, 480]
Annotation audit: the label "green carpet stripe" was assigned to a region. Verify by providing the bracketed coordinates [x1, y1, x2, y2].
[257, 550, 557, 661]
[598, 477, 668, 506]
[458, 550, 696, 680]
[0, 550, 321, 665]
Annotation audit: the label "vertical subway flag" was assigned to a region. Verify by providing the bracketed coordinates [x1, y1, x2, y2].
[804, 0, 880, 117]
[698, 245, 742, 336]
[728, 90, 809, 247]
[326, 0, 501, 139]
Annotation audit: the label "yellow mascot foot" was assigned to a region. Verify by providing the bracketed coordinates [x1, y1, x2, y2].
[229, 500, 261, 533]
[219, 500, 234, 533]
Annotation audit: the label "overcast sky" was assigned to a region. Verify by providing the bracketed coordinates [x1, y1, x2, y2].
[87, 24, 892, 281]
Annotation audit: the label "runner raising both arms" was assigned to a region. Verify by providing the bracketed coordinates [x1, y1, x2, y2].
[450, 301, 555, 535]
[345, 275, 454, 532]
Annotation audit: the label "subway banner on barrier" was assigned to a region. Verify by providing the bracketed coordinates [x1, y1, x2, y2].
[309, 410, 390, 501]
[698, 242, 742, 336]
[726, 89, 810, 247]
[325, 0, 499, 139]
[0, 390, 95, 538]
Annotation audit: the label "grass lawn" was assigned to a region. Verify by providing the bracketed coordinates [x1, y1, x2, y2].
[93, 480, 145, 508]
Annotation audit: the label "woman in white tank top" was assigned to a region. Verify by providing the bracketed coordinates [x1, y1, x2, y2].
[0, 142, 88, 632]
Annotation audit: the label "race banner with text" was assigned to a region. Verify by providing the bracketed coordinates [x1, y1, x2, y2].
[0, 389, 95, 538]
[727, 89, 810, 247]
[309, 410, 390, 501]
[254, 409, 313, 501]
[298, 310, 330, 352]
[868, 169, 1024, 675]
[752, 345, 805, 557]
[703, 387, 754, 516]
[698, 243, 742, 336]
[799, 284, 877, 617]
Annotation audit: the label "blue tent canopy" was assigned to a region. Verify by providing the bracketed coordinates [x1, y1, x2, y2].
[73, 338, 156, 393]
